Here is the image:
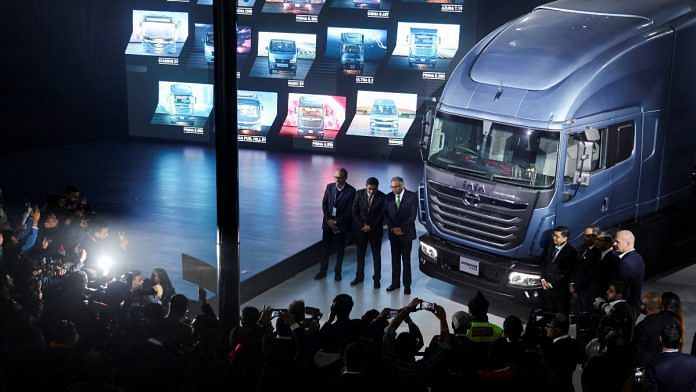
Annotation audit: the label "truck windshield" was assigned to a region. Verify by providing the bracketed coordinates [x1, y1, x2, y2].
[414, 36, 434, 45]
[300, 107, 322, 117]
[342, 44, 361, 54]
[372, 105, 397, 115]
[428, 112, 559, 188]
[270, 41, 295, 52]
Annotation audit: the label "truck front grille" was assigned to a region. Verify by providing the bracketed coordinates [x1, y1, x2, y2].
[427, 180, 534, 249]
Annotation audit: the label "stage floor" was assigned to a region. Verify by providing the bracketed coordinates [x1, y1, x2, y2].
[0, 140, 421, 299]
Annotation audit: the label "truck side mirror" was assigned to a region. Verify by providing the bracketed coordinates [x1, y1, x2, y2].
[574, 141, 594, 186]
[584, 126, 600, 142]
[420, 108, 434, 162]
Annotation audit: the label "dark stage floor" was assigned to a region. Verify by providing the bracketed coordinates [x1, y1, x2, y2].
[0, 141, 421, 299]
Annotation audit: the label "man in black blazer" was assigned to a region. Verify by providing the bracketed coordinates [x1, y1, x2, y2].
[594, 231, 620, 296]
[541, 226, 577, 314]
[569, 226, 602, 313]
[647, 320, 696, 391]
[351, 177, 385, 288]
[315, 168, 356, 281]
[612, 230, 645, 308]
[383, 176, 417, 295]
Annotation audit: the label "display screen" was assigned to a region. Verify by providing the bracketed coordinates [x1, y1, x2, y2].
[346, 90, 417, 139]
[152, 81, 214, 127]
[331, 0, 391, 10]
[237, 90, 278, 142]
[262, 0, 327, 15]
[281, 93, 346, 141]
[387, 22, 460, 71]
[325, 27, 387, 76]
[126, 10, 189, 57]
[249, 32, 316, 80]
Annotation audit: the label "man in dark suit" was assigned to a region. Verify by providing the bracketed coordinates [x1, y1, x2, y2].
[594, 231, 620, 296]
[541, 226, 577, 314]
[647, 320, 696, 391]
[612, 230, 645, 308]
[631, 292, 674, 366]
[351, 177, 385, 288]
[315, 168, 356, 281]
[383, 176, 417, 295]
[541, 313, 585, 391]
[569, 226, 602, 313]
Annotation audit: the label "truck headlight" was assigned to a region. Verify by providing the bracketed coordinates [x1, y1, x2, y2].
[290, 58, 296, 64]
[419, 242, 437, 260]
[508, 272, 541, 287]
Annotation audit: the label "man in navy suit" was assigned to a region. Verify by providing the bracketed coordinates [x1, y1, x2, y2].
[541, 226, 577, 314]
[612, 230, 645, 308]
[315, 168, 356, 281]
[383, 177, 417, 295]
[647, 320, 696, 391]
[351, 177, 385, 288]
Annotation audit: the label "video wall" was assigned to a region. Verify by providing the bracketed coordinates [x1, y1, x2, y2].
[125, 0, 477, 151]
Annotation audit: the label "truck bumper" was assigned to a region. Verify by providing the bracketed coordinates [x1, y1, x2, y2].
[418, 234, 543, 303]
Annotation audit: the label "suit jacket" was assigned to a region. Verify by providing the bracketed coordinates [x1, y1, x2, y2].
[351, 189, 385, 235]
[322, 183, 356, 234]
[613, 250, 645, 307]
[542, 336, 585, 392]
[383, 190, 417, 241]
[542, 243, 578, 291]
[597, 250, 620, 294]
[571, 245, 602, 292]
[647, 351, 696, 392]
[631, 312, 674, 366]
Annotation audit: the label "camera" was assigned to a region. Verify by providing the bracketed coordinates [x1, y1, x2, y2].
[271, 308, 283, 318]
[593, 297, 612, 313]
[387, 308, 401, 318]
[417, 301, 436, 312]
[633, 367, 645, 383]
[305, 306, 322, 319]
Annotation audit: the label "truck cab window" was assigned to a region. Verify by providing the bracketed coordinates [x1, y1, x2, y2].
[606, 122, 634, 168]
[564, 132, 602, 183]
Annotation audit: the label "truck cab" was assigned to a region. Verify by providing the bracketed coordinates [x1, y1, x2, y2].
[418, 0, 696, 302]
[340, 32, 365, 73]
[268, 39, 297, 75]
[408, 28, 439, 68]
[141, 15, 178, 55]
[369, 98, 399, 136]
[237, 94, 263, 133]
[168, 84, 195, 125]
[297, 96, 324, 138]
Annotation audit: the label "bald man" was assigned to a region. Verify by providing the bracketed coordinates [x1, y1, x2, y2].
[631, 292, 674, 366]
[612, 230, 645, 308]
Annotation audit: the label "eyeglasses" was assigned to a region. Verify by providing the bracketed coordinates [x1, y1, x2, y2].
[390, 185, 402, 188]
[334, 176, 345, 180]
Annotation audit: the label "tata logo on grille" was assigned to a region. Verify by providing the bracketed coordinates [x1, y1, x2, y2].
[463, 192, 481, 207]
[462, 180, 485, 194]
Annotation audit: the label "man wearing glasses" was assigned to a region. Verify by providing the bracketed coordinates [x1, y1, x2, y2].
[569, 226, 602, 313]
[384, 176, 417, 295]
[315, 168, 356, 281]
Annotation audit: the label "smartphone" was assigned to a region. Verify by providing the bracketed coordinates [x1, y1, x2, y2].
[271, 309, 282, 318]
[388, 308, 400, 318]
[418, 301, 435, 312]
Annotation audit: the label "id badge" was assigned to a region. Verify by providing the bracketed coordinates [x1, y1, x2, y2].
[332, 207, 337, 216]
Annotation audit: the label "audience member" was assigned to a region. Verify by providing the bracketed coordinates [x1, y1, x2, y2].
[631, 292, 673, 366]
[647, 320, 696, 391]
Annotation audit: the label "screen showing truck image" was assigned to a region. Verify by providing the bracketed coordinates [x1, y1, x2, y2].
[249, 32, 316, 80]
[402, 0, 464, 3]
[347, 90, 417, 139]
[237, 25, 252, 54]
[280, 93, 346, 141]
[237, 90, 278, 138]
[325, 27, 388, 76]
[151, 81, 214, 128]
[331, 0, 391, 10]
[262, 0, 326, 15]
[427, 112, 560, 188]
[126, 11, 189, 57]
[387, 22, 459, 72]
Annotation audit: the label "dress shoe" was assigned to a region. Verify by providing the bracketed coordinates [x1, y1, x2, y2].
[350, 278, 363, 286]
[314, 272, 326, 280]
[404, 287, 411, 295]
[334, 274, 342, 281]
[374, 282, 381, 289]
[386, 285, 400, 292]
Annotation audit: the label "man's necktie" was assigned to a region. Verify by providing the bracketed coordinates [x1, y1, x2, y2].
[396, 194, 401, 210]
[552, 247, 560, 263]
[368, 194, 373, 209]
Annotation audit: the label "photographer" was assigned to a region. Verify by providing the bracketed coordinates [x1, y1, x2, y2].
[593, 281, 638, 341]
[383, 298, 450, 392]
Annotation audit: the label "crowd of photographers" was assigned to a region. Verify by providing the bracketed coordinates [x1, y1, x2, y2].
[2, 186, 696, 391]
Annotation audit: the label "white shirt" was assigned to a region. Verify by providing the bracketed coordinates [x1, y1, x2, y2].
[395, 189, 405, 200]
[553, 334, 570, 343]
[601, 248, 613, 259]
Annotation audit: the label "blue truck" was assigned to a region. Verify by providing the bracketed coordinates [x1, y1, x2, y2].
[237, 93, 263, 133]
[408, 27, 438, 68]
[297, 96, 324, 138]
[168, 84, 195, 125]
[205, 32, 214, 63]
[417, 0, 696, 302]
[340, 32, 365, 73]
[268, 39, 297, 75]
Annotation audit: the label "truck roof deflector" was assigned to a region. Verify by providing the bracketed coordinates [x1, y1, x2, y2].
[535, 6, 652, 23]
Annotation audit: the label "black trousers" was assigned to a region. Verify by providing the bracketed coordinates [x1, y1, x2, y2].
[389, 236, 413, 288]
[544, 288, 570, 314]
[355, 230, 382, 282]
[319, 228, 346, 275]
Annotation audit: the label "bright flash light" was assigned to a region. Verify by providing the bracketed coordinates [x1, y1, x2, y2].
[98, 256, 113, 276]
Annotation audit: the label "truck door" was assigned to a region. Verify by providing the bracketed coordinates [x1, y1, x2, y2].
[606, 120, 639, 223]
[555, 130, 611, 243]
